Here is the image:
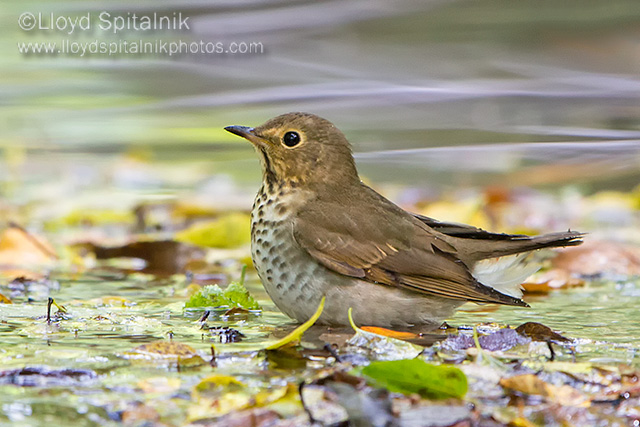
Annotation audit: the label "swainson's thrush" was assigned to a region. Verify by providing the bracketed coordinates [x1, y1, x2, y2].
[225, 113, 583, 328]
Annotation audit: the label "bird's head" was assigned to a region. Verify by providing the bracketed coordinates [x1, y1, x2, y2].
[225, 112, 359, 187]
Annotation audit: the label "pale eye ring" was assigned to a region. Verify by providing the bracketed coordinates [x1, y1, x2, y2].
[282, 131, 300, 147]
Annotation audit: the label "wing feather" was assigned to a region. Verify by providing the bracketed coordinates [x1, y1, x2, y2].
[293, 187, 527, 307]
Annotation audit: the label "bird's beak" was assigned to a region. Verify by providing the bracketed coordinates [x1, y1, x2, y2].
[224, 125, 268, 148]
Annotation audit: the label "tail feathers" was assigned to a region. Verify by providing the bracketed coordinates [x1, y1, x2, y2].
[465, 230, 585, 262]
[472, 253, 540, 299]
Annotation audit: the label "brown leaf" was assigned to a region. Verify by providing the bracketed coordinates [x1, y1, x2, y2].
[121, 403, 159, 425]
[522, 269, 585, 294]
[515, 322, 570, 343]
[133, 340, 198, 357]
[500, 374, 589, 407]
[191, 408, 281, 427]
[552, 240, 640, 277]
[0, 224, 57, 270]
[79, 240, 205, 275]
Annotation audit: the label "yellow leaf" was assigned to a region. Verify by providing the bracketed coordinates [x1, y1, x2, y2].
[265, 296, 325, 350]
[133, 340, 197, 357]
[137, 377, 181, 394]
[192, 374, 245, 400]
[83, 296, 132, 307]
[175, 213, 250, 249]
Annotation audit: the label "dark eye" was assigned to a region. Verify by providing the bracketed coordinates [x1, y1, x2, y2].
[282, 131, 300, 147]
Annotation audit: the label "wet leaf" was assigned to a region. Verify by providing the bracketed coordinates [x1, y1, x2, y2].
[137, 377, 181, 394]
[346, 308, 423, 360]
[265, 296, 324, 350]
[515, 322, 570, 343]
[304, 372, 391, 426]
[121, 403, 160, 425]
[0, 367, 96, 387]
[500, 374, 590, 407]
[266, 345, 307, 370]
[185, 282, 259, 310]
[395, 401, 472, 427]
[0, 224, 57, 270]
[50, 208, 135, 228]
[361, 359, 468, 399]
[175, 213, 251, 249]
[522, 268, 586, 293]
[190, 408, 282, 427]
[77, 296, 133, 307]
[360, 326, 420, 340]
[80, 239, 205, 275]
[552, 240, 640, 278]
[189, 375, 252, 421]
[192, 374, 245, 399]
[126, 340, 205, 366]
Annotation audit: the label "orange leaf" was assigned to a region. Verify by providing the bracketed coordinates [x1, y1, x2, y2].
[0, 225, 57, 269]
[360, 326, 419, 340]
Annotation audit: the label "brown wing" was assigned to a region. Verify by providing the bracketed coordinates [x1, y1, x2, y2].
[292, 185, 527, 306]
[413, 213, 584, 261]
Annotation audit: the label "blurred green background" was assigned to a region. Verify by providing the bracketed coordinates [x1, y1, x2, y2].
[1, 0, 639, 201]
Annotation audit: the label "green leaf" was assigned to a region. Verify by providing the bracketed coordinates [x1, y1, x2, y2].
[185, 281, 260, 310]
[222, 282, 260, 310]
[361, 359, 467, 399]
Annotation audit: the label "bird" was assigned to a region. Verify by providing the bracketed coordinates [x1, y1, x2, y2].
[225, 113, 584, 328]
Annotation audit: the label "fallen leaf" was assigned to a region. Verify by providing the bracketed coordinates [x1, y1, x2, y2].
[522, 268, 585, 294]
[175, 213, 251, 249]
[192, 374, 245, 400]
[185, 282, 259, 310]
[552, 240, 640, 278]
[126, 340, 204, 366]
[265, 296, 325, 350]
[0, 224, 57, 270]
[189, 375, 252, 421]
[81, 296, 133, 307]
[500, 374, 590, 407]
[137, 377, 181, 394]
[346, 308, 423, 360]
[79, 240, 205, 275]
[0, 367, 96, 387]
[188, 408, 281, 427]
[50, 208, 135, 228]
[500, 373, 548, 395]
[515, 322, 570, 343]
[361, 359, 468, 399]
[121, 403, 159, 425]
[360, 326, 420, 340]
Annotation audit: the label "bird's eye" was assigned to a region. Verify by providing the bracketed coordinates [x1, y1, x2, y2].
[282, 131, 301, 148]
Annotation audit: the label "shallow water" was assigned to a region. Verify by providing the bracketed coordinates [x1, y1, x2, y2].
[454, 278, 640, 365]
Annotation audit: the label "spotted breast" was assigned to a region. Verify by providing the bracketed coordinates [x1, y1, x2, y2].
[250, 182, 326, 321]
